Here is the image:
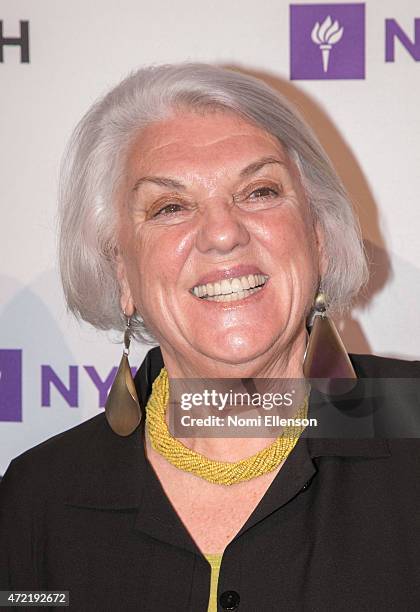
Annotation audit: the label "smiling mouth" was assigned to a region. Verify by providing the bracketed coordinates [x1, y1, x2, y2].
[190, 274, 269, 303]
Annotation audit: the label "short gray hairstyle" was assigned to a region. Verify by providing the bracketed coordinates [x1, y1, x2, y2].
[58, 63, 368, 343]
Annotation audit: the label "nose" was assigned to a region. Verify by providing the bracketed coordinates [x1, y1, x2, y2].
[195, 198, 250, 255]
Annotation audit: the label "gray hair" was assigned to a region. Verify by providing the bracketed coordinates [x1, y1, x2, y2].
[58, 63, 368, 343]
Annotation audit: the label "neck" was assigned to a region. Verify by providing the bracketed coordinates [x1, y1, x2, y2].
[154, 329, 307, 462]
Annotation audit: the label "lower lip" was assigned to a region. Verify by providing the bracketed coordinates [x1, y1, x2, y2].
[191, 280, 269, 307]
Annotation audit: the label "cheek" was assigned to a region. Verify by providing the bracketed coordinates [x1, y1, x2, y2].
[256, 211, 319, 316]
[254, 209, 316, 266]
[129, 226, 194, 300]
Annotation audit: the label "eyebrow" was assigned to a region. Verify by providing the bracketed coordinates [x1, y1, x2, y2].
[239, 156, 287, 177]
[132, 175, 185, 192]
[132, 156, 286, 192]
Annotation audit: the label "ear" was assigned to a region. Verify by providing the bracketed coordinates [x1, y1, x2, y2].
[314, 221, 328, 278]
[116, 251, 135, 317]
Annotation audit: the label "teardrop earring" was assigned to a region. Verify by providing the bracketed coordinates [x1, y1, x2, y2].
[303, 291, 357, 395]
[105, 315, 142, 436]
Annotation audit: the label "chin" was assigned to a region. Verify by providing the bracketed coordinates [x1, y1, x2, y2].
[193, 331, 278, 366]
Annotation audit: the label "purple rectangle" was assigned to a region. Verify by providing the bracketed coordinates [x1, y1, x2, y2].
[0, 349, 22, 422]
[290, 3, 365, 80]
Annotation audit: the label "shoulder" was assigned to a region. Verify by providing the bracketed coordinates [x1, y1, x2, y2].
[7, 412, 107, 470]
[0, 413, 108, 496]
[348, 353, 420, 462]
[349, 353, 420, 377]
[0, 408, 147, 514]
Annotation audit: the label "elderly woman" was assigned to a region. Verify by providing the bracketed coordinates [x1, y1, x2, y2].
[1, 64, 419, 612]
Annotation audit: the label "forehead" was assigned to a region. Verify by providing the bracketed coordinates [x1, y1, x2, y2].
[126, 110, 289, 177]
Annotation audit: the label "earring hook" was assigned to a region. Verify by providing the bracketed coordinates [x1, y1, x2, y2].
[123, 311, 131, 355]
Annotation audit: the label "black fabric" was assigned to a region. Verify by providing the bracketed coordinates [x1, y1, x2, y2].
[0, 349, 420, 611]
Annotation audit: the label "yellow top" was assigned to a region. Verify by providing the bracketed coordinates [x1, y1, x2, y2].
[204, 554, 223, 612]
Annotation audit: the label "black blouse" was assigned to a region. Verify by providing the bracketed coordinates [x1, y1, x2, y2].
[1, 348, 420, 611]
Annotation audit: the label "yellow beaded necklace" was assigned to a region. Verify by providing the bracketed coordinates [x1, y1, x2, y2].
[146, 368, 309, 486]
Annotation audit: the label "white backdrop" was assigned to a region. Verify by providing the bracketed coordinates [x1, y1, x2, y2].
[1, 0, 419, 474]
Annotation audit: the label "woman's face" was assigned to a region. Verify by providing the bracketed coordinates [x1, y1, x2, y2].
[117, 110, 324, 374]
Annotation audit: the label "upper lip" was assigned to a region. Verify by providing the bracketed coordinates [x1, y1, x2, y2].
[191, 265, 268, 288]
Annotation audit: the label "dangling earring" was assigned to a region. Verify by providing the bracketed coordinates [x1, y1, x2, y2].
[303, 290, 357, 395]
[105, 314, 142, 436]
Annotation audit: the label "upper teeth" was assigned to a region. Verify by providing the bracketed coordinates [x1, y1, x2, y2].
[192, 274, 268, 298]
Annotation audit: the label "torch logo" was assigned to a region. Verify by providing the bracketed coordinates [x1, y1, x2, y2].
[311, 16, 344, 72]
[290, 4, 365, 80]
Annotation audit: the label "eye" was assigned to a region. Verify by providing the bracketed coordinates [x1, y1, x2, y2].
[248, 186, 279, 200]
[153, 202, 184, 217]
[233, 182, 283, 211]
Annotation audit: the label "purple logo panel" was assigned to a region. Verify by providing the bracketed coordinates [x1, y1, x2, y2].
[290, 3, 365, 80]
[0, 349, 22, 422]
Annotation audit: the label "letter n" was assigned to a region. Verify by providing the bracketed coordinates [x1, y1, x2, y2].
[41, 366, 78, 407]
[385, 18, 420, 62]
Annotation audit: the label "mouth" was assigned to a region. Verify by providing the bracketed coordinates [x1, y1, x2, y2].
[190, 273, 269, 303]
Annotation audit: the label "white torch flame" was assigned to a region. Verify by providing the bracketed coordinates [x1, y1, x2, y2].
[311, 16, 344, 72]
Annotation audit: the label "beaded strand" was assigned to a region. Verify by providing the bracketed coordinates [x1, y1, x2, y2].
[146, 368, 309, 486]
